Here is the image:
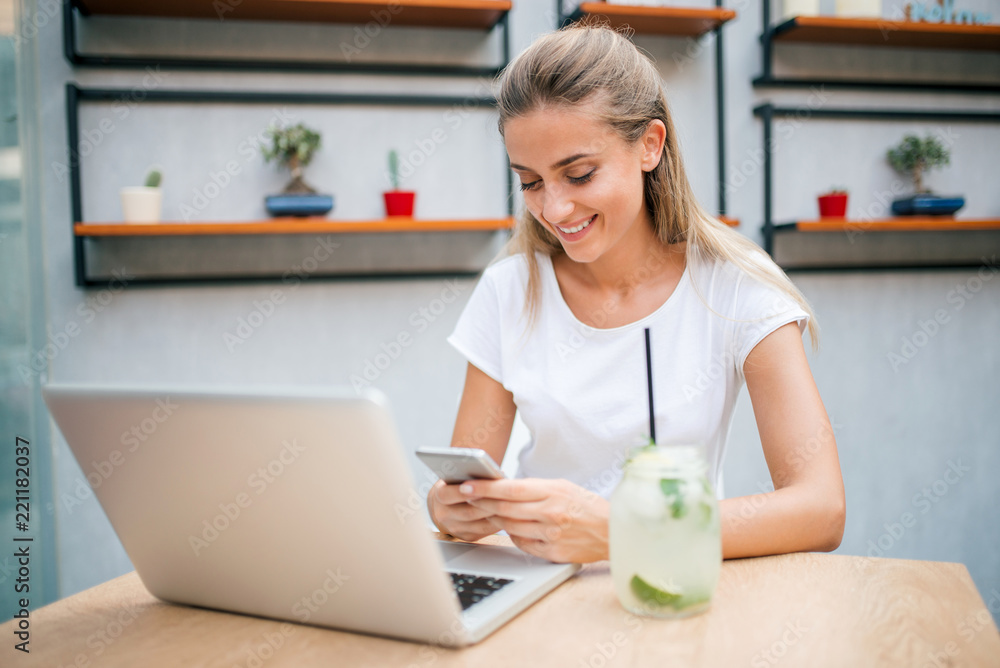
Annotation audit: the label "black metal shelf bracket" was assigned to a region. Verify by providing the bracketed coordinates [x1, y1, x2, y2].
[66, 83, 512, 287]
[63, 0, 512, 78]
[753, 2, 1000, 94]
[752, 103, 1000, 269]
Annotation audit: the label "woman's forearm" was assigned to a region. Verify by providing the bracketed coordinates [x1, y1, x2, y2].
[719, 484, 845, 560]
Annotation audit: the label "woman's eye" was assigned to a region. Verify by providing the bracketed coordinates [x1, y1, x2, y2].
[519, 179, 541, 192]
[569, 170, 595, 185]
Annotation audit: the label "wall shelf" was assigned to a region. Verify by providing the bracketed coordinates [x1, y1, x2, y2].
[565, 4, 736, 37]
[754, 5, 1000, 93]
[75, 218, 513, 285]
[771, 16, 1000, 50]
[73, 0, 512, 30]
[753, 104, 1000, 270]
[776, 218, 1000, 232]
[74, 218, 515, 237]
[67, 84, 514, 286]
[770, 220, 1000, 272]
[64, 0, 512, 77]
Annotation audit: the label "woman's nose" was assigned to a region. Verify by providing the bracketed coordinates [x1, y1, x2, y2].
[541, 185, 574, 226]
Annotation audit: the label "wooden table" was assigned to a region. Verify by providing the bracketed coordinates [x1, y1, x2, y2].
[3, 537, 999, 667]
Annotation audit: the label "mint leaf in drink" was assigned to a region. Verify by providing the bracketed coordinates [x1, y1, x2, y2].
[659, 478, 686, 518]
[699, 501, 714, 527]
[630, 575, 683, 608]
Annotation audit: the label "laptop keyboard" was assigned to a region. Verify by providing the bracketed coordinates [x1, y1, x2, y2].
[449, 572, 513, 610]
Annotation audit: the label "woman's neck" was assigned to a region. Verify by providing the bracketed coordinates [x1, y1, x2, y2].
[560, 220, 685, 298]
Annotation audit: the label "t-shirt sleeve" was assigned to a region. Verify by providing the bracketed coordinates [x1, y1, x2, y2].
[732, 273, 810, 379]
[447, 269, 505, 384]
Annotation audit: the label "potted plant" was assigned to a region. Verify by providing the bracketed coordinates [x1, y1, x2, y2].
[262, 122, 334, 217]
[817, 187, 848, 218]
[886, 134, 964, 216]
[120, 168, 163, 223]
[383, 149, 416, 218]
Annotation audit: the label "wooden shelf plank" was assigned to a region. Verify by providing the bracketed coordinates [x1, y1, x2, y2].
[75, 0, 512, 30]
[783, 218, 1000, 232]
[74, 218, 515, 237]
[772, 16, 1000, 50]
[719, 216, 739, 227]
[573, 4, 736, 37]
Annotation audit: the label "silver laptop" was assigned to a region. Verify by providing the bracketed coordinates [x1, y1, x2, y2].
[42, 383, 579, 646]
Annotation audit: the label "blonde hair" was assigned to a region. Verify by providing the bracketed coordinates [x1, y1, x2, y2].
[495, 23, 818, 348]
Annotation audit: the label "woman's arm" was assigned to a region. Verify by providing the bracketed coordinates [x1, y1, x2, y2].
[720, 321, 846, 559]
[426, 362, 518, 541]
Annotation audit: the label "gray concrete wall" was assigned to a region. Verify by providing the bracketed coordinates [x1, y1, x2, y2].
[17, 0, 1000, 624]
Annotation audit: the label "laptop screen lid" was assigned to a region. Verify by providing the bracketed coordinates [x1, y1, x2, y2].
[42, 383, 471, 644]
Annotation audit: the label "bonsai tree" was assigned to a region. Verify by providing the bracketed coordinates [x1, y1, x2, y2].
[262, 122, 322, 194]
[886, 134, 950, 195]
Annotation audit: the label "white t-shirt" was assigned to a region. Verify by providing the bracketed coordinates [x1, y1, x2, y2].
[446, 249, 809, 499]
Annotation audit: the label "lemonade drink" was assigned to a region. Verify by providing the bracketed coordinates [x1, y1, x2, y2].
[609, 444, 721, 618]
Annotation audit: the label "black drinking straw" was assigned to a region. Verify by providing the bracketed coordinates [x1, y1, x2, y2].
[644, 327, 656, 444]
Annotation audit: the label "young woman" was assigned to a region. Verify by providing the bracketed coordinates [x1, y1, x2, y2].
[427, 24, 845, 564]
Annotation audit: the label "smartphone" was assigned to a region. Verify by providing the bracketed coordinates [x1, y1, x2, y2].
[415, 447, 505, 484]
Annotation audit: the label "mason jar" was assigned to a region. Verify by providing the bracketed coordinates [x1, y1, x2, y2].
[609, 444, 722, 618]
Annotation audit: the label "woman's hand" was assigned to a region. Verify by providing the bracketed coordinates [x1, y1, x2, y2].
[460, 478, 609, 563]
[427, 479, 499, 542]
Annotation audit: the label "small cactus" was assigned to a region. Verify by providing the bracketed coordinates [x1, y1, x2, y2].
[388, 149, 400, 191]
[144, 169, 162, 188]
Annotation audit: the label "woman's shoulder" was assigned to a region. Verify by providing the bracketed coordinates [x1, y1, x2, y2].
[685, 244, 805, 320]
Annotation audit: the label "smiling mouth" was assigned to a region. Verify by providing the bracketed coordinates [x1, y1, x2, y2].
[556, 215, 595, 235]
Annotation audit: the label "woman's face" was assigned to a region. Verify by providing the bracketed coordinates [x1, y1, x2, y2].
[504, 104, 664, 266]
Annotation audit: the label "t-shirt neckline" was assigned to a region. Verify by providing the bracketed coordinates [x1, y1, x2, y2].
[540, 251, 690, 333]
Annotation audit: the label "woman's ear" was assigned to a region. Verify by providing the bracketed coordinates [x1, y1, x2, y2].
[640, 120, 667, 172]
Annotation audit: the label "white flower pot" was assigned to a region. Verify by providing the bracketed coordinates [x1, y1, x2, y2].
[836, 0, 882, 18]
[120, 187, 162, 223]
[782, 0, 820, 21]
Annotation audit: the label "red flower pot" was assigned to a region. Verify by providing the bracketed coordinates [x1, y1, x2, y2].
[817, 193, 848, 218]
[383, 191, 416, 217]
